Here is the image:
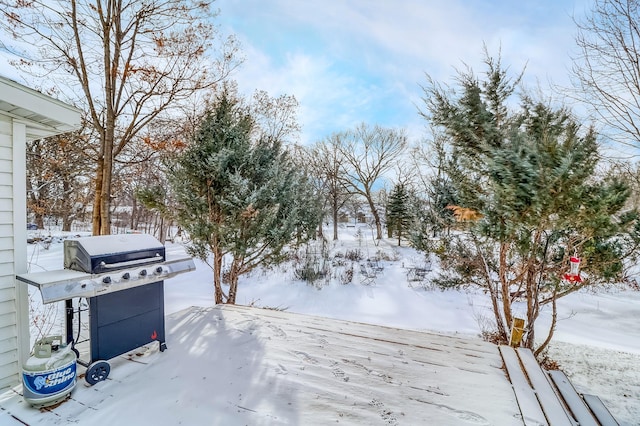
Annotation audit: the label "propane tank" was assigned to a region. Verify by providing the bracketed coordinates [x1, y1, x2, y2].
[22, 336, 77, 407]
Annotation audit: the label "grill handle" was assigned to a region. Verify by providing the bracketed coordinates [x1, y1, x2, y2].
[98, 254, 163, 270]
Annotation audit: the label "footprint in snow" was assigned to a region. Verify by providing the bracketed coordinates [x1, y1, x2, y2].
[368, 399, 399, 426]
[274, 363, 288, 375]
[266, 323, 287, 339]
[435, 403, 490, 425]
[331, 366, 349, 382]
[292, 350, 319, 365]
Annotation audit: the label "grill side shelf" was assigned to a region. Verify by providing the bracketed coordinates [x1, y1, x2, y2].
[17, 256, 196, 304]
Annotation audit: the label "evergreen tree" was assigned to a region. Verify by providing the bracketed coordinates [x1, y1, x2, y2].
[140, 89, 321, 304]
[421, 53, 640, 355]
[386, 183, 413, 245]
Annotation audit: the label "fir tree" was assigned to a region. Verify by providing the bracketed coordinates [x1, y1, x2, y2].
[421, 53, 640, 355]
[386, 183, 413, 245]
[140, 89, 321, 304]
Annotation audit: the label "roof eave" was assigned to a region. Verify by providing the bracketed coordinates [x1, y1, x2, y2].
[0, 75, 82, 138]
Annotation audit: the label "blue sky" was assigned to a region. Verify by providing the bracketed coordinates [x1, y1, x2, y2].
[0, 1, 592, 147]
[215, 0, 592, 145]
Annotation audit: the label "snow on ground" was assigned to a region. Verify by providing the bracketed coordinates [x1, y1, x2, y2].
[18, 226, 640, 424]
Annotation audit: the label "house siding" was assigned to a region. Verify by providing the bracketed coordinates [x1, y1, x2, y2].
[0, 122, 18, 390]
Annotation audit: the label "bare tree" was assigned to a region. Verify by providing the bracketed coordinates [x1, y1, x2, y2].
[26, 130, 92, 231]
[337, 123, 407, 240]
[306, 135, 352, 240]
[2, 0, 240, 235]
[571, 0, 640, 147]
[410, 132, 458, 238]
[250, 90, 301, 144]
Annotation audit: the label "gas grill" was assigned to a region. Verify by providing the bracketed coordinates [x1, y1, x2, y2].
[17, 234, 195, 385]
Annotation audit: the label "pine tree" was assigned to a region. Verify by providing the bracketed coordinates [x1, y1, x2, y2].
[421, 53, 640, 355]
[386, 183, 413, 245]
[140, 89, 322, 304]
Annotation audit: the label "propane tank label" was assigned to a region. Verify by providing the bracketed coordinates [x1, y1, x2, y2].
[23, 362, 76, 395]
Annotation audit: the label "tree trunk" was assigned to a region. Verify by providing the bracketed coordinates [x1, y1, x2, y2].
[212, 247, 224, 304]
[534, 291, 557, 357]
[332, 196, 339, 241]
[499, 242, 513, 330]
[92, 158, 104, 235]
[476, 240, 508, 341]
[525, 231, 543, 349]
[227, 259, 241, 304]
[100, 146, 113, 235]
[35, 213, 44, 229]
[489, 282, 508, 343]
[61, 180, 72, 232]
[99, 18, 115, 236]
[366, 193, 382, 239]
[62, 216, 72, 232]
[31, 188, 45, 229]
[130, 195, 137, 230]
[228, 278, 238, 304]
[158, 215, 165, 244]
[525, 271, 539, 349]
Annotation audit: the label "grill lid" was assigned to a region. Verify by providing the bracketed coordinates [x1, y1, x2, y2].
[64, 234, 165, 274]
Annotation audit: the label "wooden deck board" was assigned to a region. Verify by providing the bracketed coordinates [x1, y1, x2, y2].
[582, 394, 619, 426]
[515, 348, 575, 426]
[547, 370, 599, 426]
[499, 345, 548, 426]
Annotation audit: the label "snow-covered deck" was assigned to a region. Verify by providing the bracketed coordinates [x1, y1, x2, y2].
[1, 305, 525, 425]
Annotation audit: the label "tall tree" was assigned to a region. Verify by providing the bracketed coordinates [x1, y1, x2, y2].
[139, 90, 321, 304]
[422, 54, 640, 355]
[337, 123, 407, 240]
[307, 135, 351, 240]
[386, 182, 413, 245]
[1, 0, 240, 235]
[571, 0, 640, 147]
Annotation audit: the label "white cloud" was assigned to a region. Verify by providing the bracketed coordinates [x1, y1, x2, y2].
[189, 1, 588, 144]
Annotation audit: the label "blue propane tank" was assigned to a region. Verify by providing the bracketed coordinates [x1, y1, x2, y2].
[22, 336, 77, 407]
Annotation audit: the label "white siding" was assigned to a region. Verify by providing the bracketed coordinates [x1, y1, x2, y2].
[0, 121, 18, 390]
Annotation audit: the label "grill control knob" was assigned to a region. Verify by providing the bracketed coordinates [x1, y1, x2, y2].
[122, 272, 130, 280]
[139, 269, 147, 277]
[102, 276, 111, 284]
[155, 267, 163, 274]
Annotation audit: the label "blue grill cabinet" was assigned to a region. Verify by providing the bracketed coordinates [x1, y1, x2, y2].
[88, 280, 166, 361]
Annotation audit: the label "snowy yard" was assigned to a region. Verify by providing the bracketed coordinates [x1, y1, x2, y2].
[3, 226, 640, 424]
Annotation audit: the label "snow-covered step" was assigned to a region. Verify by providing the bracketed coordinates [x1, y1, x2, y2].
[582, 394, 619, 426]
[515, 348, 575, 426]
[547, 370, 599, 426]
[499, 345, 548, 426]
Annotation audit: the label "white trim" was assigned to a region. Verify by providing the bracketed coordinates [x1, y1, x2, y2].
[0, 111, 74, 139]
[12, 122, 29, 369]
[0, 77, 82, 131]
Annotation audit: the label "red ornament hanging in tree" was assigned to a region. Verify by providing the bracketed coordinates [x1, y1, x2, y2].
[563, 256, 582, 282]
